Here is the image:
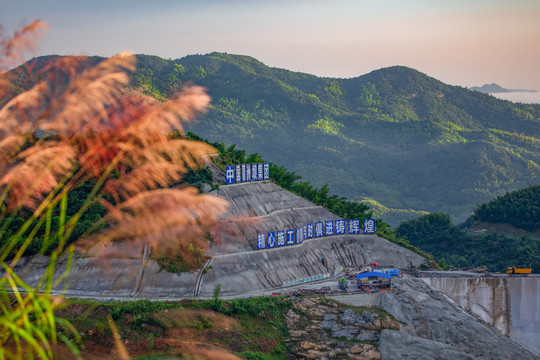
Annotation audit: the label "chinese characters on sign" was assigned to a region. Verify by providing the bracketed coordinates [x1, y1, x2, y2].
[251, 163, 257, 181]
[264, 163, 270, 180]
[258, 163, 263, 181]
[267, 232, 276, 248]
[286, 230, 295, 245]
[349, 219, 360, 234]
[307, 223, 313, 238]
[315, 222, 324, 237]
[325, 220, 334, 236]
[226, 166, 235, 185]
[257, 233, 265, 249]
[255, 218, 375, 250]
[335, 219, 345, 235]
[277, 230, 285, 247]
[236, 165, 241, 183]
[296, 227, 303, 244]
[364, 219, 376, 234]
[225, 163, 270, 184]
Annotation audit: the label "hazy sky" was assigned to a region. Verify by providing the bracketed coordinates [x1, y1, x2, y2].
[2, 0, 540, 90]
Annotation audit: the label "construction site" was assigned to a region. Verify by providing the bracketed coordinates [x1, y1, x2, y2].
[12, 169, 540, 359]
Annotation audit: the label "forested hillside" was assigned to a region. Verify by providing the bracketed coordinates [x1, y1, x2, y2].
[396, 185, 540, 272]
[472, 185, 540, 232]
[9, 53, 540, 224]
[130, 53, 540, 223]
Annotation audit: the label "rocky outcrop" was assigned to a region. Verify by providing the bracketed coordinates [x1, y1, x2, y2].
[286, 297, 399, 359]
[330, 277, 539, 360]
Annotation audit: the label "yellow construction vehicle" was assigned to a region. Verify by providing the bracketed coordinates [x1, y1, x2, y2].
[506, 266, 532, 275]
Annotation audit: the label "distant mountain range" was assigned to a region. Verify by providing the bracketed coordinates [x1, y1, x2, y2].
[8, 53, 540, 224]
[470, 83, 538, 94]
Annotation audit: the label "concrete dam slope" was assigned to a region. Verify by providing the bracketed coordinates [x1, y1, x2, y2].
[196, 181, 426, 296]
[199, 234, 426, 297]
[13, 181, 426, 299]
[209, 181, 341, 254]
[424, 277, 540, 356]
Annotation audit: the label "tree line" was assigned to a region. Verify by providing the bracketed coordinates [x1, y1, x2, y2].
[472, 185, 540, 232]
[396, 210, 540, 272]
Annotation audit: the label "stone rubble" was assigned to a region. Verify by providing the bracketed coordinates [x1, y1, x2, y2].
[286, 297, 400, 360]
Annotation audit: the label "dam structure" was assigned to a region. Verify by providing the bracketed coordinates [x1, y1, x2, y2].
[196, 181, 427, 297]
[423, 276, 540, 356]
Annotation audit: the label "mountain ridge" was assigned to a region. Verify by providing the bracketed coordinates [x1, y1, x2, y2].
[6, 52, 540, 223]
[165, 52, 539, 223]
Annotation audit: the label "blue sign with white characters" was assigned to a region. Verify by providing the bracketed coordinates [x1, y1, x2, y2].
[307, 223, 314, 238]
[286, 230, 295, 245]
[254, 219, 367, 250]
[254, 218, 370, 250]
[364, 219, 376, 234]
[251, 164, 257, 181]
[296, 227, 302, 244]
[263, 163, 269, 180]
[258, 163, 264, 181]
[315, 222, 324, 237]
[241, 164, 247, 182]
[227, 163, 272, 183]
[276, 230, 285, 247]
[257, 233, 266, 249]
[325, 220, 334, 236]
[335, 219, 346, 235]
[235, 165, 241, 183]
[349, 219, 361, 234]
[267, 232, 276, 248]
[225, 166, 235, 184]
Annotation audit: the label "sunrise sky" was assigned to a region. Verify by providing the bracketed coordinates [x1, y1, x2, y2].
[2, 0, 540, 91]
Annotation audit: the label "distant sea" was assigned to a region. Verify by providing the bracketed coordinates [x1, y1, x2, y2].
[490, 91, 540, 104]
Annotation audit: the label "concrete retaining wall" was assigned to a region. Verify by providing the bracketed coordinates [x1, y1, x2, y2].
[423, 277, 540, 356]
[200, 235, 426, 296]
[13, 181, 427, 299]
